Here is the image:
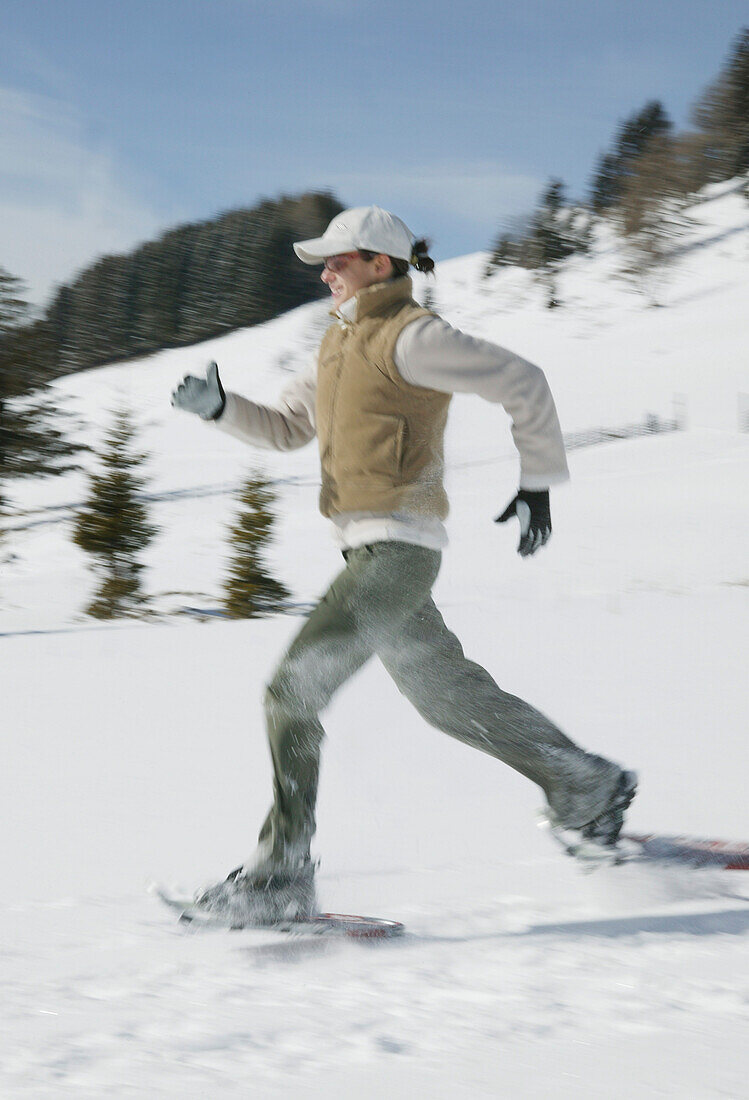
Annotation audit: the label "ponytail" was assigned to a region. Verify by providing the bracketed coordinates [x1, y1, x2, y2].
[410, 238, 435, 275]
[387, 237, 435, 279]
[362, 237, 436, 279]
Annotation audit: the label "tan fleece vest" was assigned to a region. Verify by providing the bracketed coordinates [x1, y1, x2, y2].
[316, 277, 452, 519]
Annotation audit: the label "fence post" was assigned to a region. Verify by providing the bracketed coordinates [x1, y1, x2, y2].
[739, 393, 749, 433]
[672, 393, 687, 431]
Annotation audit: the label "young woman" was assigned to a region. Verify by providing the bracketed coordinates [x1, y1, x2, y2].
[172, 205, 636, 924]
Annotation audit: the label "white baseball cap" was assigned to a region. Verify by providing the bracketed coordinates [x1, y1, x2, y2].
[293, 205, 414, 264]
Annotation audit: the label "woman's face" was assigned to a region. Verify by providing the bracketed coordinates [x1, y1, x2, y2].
[320, 252, 391, 307]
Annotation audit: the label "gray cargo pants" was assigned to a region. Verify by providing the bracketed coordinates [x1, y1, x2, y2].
[256, 541, 623, 868]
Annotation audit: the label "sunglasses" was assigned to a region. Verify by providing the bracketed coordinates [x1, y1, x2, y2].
[323, 252, 363, 273]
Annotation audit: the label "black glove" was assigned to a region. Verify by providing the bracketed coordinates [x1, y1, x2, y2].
[171, 361, 226, 420]
[495, 489, 551, 557]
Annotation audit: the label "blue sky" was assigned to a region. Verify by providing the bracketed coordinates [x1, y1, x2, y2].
[2, 0, 747, 307]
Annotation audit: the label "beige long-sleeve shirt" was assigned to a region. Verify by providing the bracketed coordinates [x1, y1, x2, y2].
[215, 300, 569, 550]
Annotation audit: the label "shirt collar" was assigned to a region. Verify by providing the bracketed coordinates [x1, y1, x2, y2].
[336, 297, 358, 323]
[331, 277, 413, 324]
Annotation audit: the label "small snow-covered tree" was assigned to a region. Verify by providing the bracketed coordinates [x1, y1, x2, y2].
[527, 180, 584, 308]
[223, 472, 290, 619]
[486, 234, 514, 272]
[72, 407, 157, 618]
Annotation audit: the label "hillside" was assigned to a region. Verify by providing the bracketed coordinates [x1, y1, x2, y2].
[2, 180, 748, 1098]
[4, 179, 748, 631]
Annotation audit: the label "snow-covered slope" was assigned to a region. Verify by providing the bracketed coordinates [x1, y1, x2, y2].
[2, 181, 748, 1098]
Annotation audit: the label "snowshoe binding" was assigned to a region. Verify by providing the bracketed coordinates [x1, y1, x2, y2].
[543, 769, 638, 867]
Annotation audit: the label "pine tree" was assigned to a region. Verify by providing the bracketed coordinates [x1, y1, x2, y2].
[531, 180, 578, 265]
[72, 407, 157, 618]
[618, 101, 672, 163]
[692, 28, 749, 180]
[589, 151, 621, 213]
[484, 234, 517, 277]
[0, 268, 83, 523]
[616, 135, 688, 305]
[0, 267, 27, 337]
[223, 473, 290, 619]
[590, 101, 673, 212]
[528, 180, 580, 307]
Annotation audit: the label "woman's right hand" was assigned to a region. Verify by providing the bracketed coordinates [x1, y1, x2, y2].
[171, 361, 226, 420]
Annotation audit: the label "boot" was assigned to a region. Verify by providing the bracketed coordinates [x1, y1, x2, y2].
[545, 770, 638, 864]
[194, 860, 317, 927]
[579, 770, 638, 846]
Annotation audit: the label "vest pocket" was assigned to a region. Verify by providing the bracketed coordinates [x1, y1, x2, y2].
[347, 411, 406, 481]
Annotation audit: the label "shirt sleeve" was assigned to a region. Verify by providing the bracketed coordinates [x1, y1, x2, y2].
[395, 315, 569, 489]
[213, 360, 318, 451]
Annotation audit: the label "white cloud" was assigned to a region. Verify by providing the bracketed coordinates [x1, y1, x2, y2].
[0, 87, 166, 310]
[238, 0, 373, 13]
[315, 161, 544, 231]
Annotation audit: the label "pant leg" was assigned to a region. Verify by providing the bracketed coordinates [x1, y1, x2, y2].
[377, 596, 623, 829]
[255, 542, 442, 869]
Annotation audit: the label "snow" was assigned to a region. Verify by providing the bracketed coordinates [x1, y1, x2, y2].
[2, 183, 749, 1098]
